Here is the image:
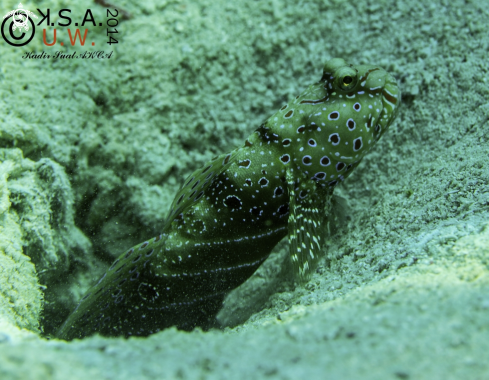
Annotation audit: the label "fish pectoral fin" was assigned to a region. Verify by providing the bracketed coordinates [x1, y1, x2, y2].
[286, 170, 327, 284]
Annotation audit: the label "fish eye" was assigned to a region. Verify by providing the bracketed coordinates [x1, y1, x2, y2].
[339, 73, 357, 91]
[343, 76, 353, 85]
[335, 67, 358, 92]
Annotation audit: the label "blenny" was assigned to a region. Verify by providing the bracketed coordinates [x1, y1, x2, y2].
[56, 58, 400, 340]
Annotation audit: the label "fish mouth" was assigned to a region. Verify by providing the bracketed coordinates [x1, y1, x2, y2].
[381, 74, 401, 113]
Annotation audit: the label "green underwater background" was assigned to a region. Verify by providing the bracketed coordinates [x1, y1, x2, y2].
[1, 0, 489, 378]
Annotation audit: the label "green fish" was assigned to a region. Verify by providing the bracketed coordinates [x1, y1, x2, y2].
[56, 58, 400, 340]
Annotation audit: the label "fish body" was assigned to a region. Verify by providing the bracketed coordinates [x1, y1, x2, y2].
[56, 58, 400, 340]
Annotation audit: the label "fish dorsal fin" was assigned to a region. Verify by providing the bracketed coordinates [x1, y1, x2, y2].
[286, 169, 329, 284]
[165, 149, 239, 227]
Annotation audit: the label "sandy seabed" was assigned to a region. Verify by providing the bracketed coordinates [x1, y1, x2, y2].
[1, 0, 489, 378]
